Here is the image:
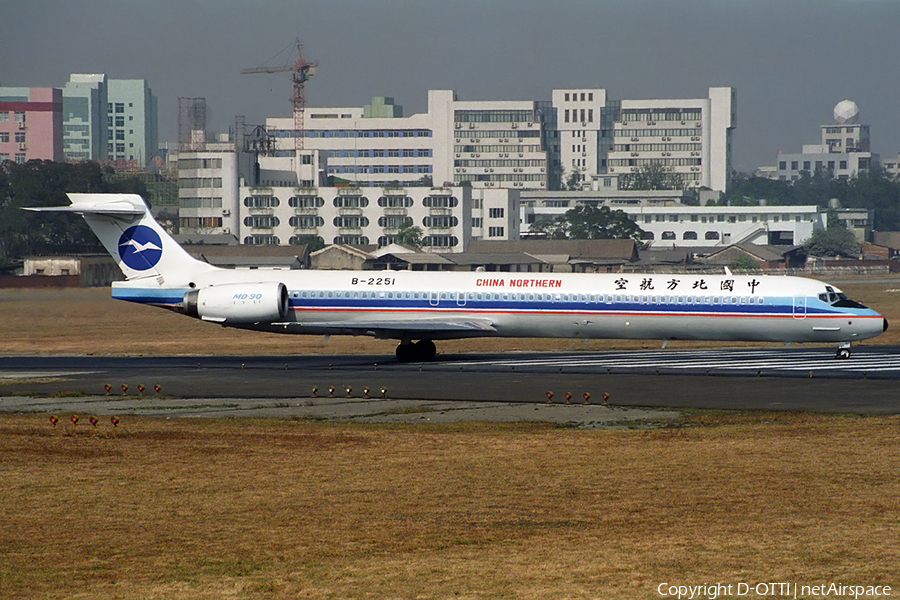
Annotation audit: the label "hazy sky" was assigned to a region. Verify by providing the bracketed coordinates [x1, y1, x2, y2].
[3, 0, 899, 173]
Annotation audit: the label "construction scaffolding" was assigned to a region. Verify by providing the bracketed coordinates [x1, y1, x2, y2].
[242, 38, 317, 155]
[177, 97, 207, 151]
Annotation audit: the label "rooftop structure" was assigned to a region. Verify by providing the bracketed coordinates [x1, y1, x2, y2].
[771, 100, 876, 181]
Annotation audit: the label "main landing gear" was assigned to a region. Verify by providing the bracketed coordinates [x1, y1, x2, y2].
[835, 341, 851, 360]
[395, 339, 437, 362]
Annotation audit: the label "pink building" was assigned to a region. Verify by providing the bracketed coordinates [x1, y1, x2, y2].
[0, 87, 63, 163]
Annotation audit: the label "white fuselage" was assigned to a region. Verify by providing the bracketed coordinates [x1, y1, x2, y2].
[113, 269, 887, 345]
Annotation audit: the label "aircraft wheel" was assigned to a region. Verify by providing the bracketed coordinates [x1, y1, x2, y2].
[396, 343, 416, 362]
[414, 339, 437, 361]
[835, 348, 851, 360]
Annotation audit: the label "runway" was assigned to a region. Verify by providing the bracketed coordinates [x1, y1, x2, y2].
[2, 345, 900, 419]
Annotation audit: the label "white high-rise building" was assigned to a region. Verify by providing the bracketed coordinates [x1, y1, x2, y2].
[600, 86, 735, 192]
[106, 79, 158, 166]
[62, 74, 108, 161]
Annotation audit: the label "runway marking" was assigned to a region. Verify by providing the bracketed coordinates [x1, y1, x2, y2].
[432, 348, 900, 378]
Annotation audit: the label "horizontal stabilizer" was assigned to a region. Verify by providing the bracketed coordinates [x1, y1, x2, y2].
[24, 193, 147, 218]
[23, 202, 145, 217]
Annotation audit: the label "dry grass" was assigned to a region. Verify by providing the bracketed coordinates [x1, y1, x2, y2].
[1, 412, 898, 599]
[1, 280, 899, 356]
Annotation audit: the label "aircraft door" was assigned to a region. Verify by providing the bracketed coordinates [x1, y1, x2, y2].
[793, 295, 807, 319]
[457, 291, 467, 307]
[429, 292, 439, 307]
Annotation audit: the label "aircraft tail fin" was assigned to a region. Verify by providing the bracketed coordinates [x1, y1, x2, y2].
[26, 193, 217, 285]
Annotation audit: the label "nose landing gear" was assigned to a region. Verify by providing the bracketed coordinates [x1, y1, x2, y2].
[835, 341, 851, 360]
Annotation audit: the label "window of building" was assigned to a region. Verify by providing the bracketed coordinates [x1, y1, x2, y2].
[289, 195, 324, 208]
[840, 160, 848, 169]
[683, 231, 698, 240]
[661, 231, 676, 240]
[488, 207, 505, 218]
[333, 215, 369, 228]
[705, 231, 720, 240]
[779, 161, 786, 170]
[243, 215, 280, 228]
[0, 133, 8, 143]
[488, 226, 505, 237]
[333, 196, 369, 208]
[803, 161, 811, 171]
[243, 195, 280, 208]
[791, 161, 798, 170]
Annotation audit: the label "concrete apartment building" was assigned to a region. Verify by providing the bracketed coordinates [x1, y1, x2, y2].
[0, 86, 63, 163]
[174, 86, 734, 250]
[260, 87, 735, 194]
[176, 136, 520, 250]
[553, 86, 735, 193]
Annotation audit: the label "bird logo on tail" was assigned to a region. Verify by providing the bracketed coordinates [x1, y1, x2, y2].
[117, 225, 163, 270]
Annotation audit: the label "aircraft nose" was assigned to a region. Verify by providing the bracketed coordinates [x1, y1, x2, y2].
[884, 318, 890, 332]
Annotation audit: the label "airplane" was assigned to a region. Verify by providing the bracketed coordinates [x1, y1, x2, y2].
[28, 193, 887, 362]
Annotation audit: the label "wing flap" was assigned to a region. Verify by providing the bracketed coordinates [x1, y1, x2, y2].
[288, 317, 497, 337]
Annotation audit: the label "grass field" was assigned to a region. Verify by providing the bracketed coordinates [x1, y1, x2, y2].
[1, 412, 899, 599]
[1, 280, 899, 598]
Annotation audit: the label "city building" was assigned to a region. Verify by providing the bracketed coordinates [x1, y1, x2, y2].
[106, 79, 158, 166]
[772, 100, 877, 181]
[265, 96, 435, 188]
[261, 87, 735, 194]
[0, 86, 63, 163]
[62, 74, 108, 161]
[554, 86, 736, 193]
[177, 121, 520, 250]
[882, 153, 900, 180]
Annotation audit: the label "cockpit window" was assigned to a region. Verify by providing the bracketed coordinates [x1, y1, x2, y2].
[821, 287, 868, 309]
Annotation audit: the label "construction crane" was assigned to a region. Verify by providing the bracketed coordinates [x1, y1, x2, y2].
[242, 38, 317, 153]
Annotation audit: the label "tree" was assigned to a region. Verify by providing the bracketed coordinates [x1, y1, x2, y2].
[803, 217, 861, 257]
[732, 254, 760, 272]
[0, 160, 110, 263]
[619, 164, 684, 191]
[531, 204, 644, 241]
[394, 225, 424, 248]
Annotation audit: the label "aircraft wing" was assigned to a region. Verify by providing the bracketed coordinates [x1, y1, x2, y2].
[287, 317, 497, 338]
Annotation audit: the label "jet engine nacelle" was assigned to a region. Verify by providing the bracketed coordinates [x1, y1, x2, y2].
[183, 282, 289, 323]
